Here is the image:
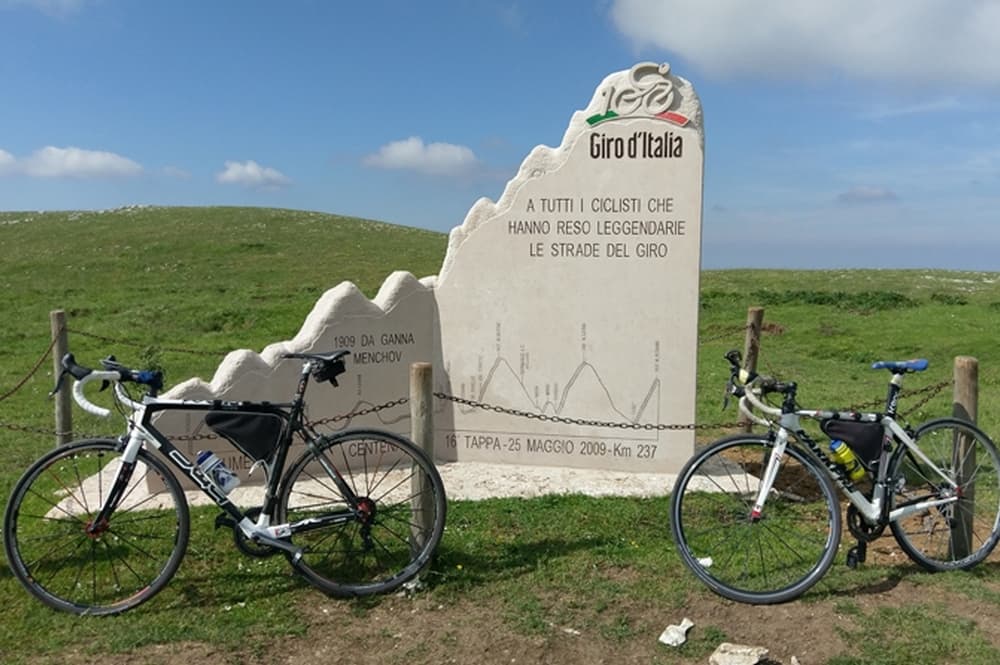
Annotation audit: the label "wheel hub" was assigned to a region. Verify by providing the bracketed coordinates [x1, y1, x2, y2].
[356, 497, 377, 524]
[85, 517, 109, 539]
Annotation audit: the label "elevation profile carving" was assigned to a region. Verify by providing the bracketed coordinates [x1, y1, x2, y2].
[161, 62, 704, 476]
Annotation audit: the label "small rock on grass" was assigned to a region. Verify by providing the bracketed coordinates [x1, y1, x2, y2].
[708, 642, 769, 665]
[657, 617, 694, 647]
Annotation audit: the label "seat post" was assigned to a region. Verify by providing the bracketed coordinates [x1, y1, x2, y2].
[293, 361, 313, 407]
[885, 372, 904, 418]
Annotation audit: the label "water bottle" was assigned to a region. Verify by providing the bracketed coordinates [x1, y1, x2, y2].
[196, 450, 241, 494]
[828, 440, 866, 482]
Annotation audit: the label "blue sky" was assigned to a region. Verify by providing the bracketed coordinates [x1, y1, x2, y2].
[2, 0, 999, 269]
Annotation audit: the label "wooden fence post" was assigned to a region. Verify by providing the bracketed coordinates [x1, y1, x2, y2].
[50, 309, 72, 446]
[952, 356, 978, 558]
[742, 307, 764, 432]
[409, 362, 434, 558]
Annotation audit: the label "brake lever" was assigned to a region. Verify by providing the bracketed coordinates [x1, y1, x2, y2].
[49, 369, 69, 398]
[722, 375, 746, 410]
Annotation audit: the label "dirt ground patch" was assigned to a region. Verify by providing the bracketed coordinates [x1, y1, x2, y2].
[38, 571, 1000, 665]
[23, 464, 1000, 665]
[278, 576, 1000, 665]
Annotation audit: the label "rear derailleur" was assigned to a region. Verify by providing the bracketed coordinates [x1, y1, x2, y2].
[845, 504, 886, 569]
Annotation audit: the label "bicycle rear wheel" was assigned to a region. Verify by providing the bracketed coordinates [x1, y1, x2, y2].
[4, 439, 189, 615]
[889, 418, 1000, 570]
[670, 434, 841, 604]
[277, 429, 446, 597]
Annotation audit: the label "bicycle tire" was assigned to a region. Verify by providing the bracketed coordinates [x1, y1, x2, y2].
[276, 429, 446, 597]
[670, 434, 841, 604]
[889, 417, 1000, 571]
[4, 438, 190, 615]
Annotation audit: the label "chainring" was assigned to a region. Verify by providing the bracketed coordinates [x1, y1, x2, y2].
[846, 504, 886, 543]
[233, 507, 281, 558]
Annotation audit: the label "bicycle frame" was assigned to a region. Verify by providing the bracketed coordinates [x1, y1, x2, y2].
[88, 361, 361, 560]
[741, 378, 961, 528]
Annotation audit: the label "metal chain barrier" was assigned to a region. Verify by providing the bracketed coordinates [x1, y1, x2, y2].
[0, 382, 953, 442]
[901, 380, 950, 418]
[1, 421, 108, 440]
[168, 431, 219, 442]
[69, 328, 227, 357]
[308, 398, 411, 427]
[433, 392, 746, 431]
[0, 326, 63, 403]
[0, 321, 965, 441]
[2, 421, 72, 437]
[697, 323, 752, 346]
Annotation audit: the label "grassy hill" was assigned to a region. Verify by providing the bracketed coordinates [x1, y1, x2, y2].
[3, 205, 999, 513]
[2, 206, 1000, 663]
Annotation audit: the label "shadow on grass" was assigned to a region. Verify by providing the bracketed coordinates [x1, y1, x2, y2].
[821, 557, 1000, 601]
[426, 534, 616, 591]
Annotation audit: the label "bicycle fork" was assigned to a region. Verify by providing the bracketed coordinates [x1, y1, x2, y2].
[749, 430, 789, 521]
[85, 430, 145, 538]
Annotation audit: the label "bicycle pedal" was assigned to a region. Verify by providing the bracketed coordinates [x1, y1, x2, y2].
[846, 543, 867, 569]
[214, 513, 236, 530]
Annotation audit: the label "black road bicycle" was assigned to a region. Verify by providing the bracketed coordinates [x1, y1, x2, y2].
[4, 351, 447, 615]
[670, 350, 1000, 604]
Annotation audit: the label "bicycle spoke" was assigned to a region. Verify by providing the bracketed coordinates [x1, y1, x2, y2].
[278, 430, 445, 597]
[672, 436, 839, 603]
[6, 441, 189, 615]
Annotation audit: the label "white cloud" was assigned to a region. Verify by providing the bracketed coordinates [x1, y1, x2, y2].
[0, 149, 15, 174]
[611, 0, 1000, 85]
[836, 186, 899, 205]
[363, 137, 478, 176]
[2, 146, 143, 178]
[861, 97, 963, 120]
[215, 160, 291, 189]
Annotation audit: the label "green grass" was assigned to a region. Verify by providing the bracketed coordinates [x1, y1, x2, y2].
[829, 603, 1000, 664]
[3, 207, 1000, 663]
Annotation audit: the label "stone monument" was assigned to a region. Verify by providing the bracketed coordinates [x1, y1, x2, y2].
[159, 62, 704, 482]
[434, 62, 703, 472]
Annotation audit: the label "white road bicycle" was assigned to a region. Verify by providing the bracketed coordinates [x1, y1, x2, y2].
[4, 351, 446, 615]
[670, 350, 1000, 604]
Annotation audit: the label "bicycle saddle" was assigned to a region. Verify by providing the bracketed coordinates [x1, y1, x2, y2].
[282, 350, 351, 363]
[871, 359, 928, 373]
[283, 350, 350, 386]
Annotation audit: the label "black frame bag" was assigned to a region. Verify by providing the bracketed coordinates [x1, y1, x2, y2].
[820, 419, 884, 463]
[203, 410, 286, 461]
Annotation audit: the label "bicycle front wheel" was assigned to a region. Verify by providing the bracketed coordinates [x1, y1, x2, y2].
[4, 439, 189, 615]
[889, 418, 1000, 571]
[670, 434, 841, 604]
[277, 429, 446, 597]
